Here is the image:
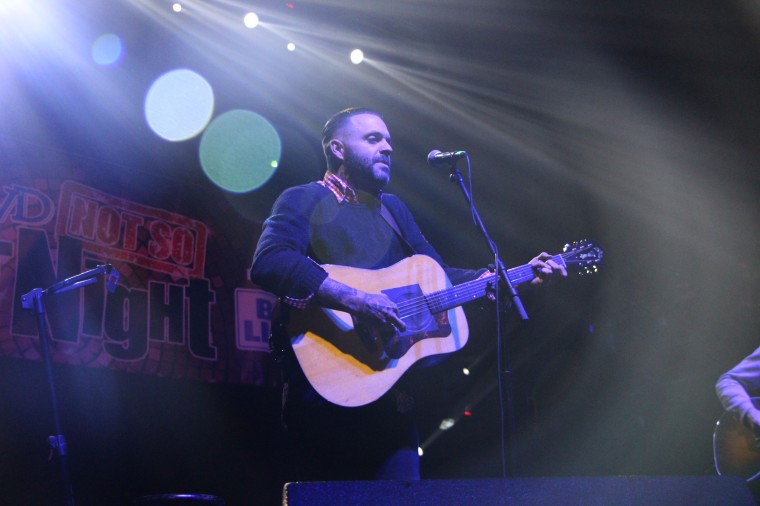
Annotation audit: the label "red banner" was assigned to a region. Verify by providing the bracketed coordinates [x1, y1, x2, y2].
[0, 143, 278, 386]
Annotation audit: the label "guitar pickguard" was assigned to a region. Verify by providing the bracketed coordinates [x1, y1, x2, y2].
[376, 284, 452, 359]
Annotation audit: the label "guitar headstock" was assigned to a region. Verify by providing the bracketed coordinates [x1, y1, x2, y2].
[562, 240, 603, 276]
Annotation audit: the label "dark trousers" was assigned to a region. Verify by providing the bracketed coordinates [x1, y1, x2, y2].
[282, 382, 420, 482]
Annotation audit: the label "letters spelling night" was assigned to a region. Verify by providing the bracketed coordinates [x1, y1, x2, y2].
[4, 181, 218, 363]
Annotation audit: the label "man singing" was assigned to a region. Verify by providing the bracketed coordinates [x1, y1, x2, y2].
[250, 107, 565, 481]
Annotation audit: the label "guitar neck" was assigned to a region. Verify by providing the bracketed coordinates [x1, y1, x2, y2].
[422, 254, 568, 314]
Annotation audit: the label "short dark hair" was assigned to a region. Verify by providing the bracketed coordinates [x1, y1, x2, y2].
[321, 107, 383, 171]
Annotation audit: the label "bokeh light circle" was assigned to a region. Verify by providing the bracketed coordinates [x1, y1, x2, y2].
[144, 69, 214, 142]
[92, 33, 123, 66]
[199, 110, 281, 193]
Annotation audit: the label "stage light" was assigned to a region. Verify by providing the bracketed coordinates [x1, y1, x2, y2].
[199, 109, 282, 193]
[0, 1, 49, 42]
[144, 69, 214, 142]
[172, 3, 182, 13]
[91, 33, 123, 66]
[0, 1, 24, 17]
[462, 367, 470, 376]
[244, 12, 259, 29]
[350, 49, 364, 64]
[439, 418, 456, 431]
[287, 42, 296, 52]
[417, 446, 424, 457]
[463, 410, 472, 417]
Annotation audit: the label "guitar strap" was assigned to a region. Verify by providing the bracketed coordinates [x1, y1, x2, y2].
[380, 202, 416, 255]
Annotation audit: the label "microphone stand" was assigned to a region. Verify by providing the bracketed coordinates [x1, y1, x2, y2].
[447, 163, 527, 478]
[20, 264, 120, 506]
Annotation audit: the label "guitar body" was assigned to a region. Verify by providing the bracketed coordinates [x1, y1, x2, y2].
[714, 402, 760, 481]
[286, 255, 469, 408]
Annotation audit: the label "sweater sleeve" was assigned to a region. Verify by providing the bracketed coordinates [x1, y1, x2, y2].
[250, 185, 328, 305]
[716, 345, 760, 435]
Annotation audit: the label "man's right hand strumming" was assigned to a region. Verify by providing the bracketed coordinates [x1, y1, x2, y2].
[316, 277, 406, 332]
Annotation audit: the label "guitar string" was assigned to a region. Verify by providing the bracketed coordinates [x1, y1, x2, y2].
[394, 258, 561, 319]
[396, 267, 530, 318]
[395, 280, 488, 318]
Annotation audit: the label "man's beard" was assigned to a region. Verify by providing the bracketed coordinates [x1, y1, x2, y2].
[344, 151, 390, 192]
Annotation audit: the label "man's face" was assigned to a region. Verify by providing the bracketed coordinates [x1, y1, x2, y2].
[335, 113, 393, 193]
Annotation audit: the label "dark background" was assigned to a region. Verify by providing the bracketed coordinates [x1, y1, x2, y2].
[2, 0, 760, 504]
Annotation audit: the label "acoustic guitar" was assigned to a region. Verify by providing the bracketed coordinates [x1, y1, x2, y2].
[714, 401, 760, 482]
[285, 240, 603, 407]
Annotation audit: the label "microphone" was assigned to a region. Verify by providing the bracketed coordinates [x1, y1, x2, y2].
[427, 150, 468, 168]
[106, 265, 120, 293]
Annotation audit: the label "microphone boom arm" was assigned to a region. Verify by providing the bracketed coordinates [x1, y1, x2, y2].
[44, 263, 117, 296]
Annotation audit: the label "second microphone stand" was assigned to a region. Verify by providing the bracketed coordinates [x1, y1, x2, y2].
[20, 264, 120, 506]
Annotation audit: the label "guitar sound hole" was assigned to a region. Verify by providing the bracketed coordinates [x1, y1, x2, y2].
[377, 284, 452, 361]
[382, 284, 437, 334]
